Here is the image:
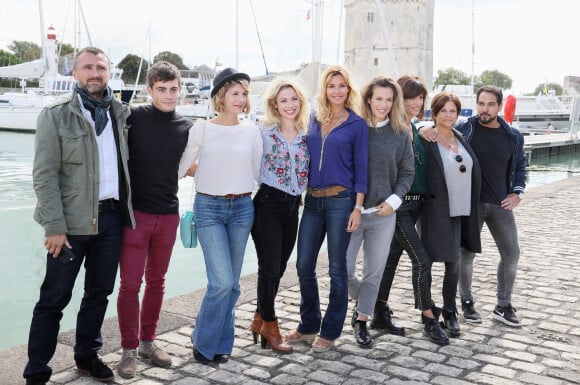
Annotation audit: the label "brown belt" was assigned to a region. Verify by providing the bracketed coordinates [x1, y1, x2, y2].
[306, 185, 347, 198]
[197, 192, 252, 199]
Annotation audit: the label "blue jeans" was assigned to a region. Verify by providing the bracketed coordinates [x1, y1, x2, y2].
[459, 202, 520, 306]
[24, 205, 122, 383]
[191, 194, 253, 360]
[296, 189, 354, 341]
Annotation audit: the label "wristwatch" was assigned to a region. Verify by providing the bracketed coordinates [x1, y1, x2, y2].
[516, 192, 524, 200]
[354, 205, 364, 211]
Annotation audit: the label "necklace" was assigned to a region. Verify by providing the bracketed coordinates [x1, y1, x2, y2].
[323, 110, 347, 137]
[437, 131, 458, 153]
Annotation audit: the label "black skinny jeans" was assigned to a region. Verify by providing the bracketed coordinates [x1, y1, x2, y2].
[376, 199, 433, 311]
[250, 184, 301, 322]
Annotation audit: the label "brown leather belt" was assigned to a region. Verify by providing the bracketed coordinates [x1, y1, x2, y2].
[197, 192, 252, 199]
[306, 185, 347, 198]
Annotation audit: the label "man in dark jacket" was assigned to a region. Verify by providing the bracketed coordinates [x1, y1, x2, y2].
[455, 85, 526, 327]
[24, 47, 135, 385]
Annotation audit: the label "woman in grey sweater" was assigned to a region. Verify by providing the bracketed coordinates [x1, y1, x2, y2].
[345, 76, 414, 348]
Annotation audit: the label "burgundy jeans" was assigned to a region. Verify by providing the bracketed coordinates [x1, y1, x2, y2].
[117, 210, 179, 349]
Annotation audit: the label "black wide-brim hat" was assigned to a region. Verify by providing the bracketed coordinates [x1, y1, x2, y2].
[211, 67, 251, 98]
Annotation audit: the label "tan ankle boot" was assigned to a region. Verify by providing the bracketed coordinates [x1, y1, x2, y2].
[260, 320, 293, 353]
[251, 311, 263, 344]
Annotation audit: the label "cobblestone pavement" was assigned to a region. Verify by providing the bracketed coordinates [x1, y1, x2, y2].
[5, 176, 580, 385]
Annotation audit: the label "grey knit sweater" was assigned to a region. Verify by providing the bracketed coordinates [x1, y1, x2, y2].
[363, 121, 415, 208]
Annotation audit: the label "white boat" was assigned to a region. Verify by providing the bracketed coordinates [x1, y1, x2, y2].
[0, 25, 71, 133]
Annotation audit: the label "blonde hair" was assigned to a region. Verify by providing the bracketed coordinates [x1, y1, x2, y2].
[261, 77, 310, 133]
[315, 65, 360, 126]
[211, 79, 251, 114]
[360, 76, 409, 134]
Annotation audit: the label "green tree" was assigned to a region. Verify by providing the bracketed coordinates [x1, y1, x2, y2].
[8, 41, 41, 62]
[533, 82, 562, 95]
[118, 54, 149, 84]
[0, 49, 21, 66]
[58, 43, 75, 56]
[153, 51, 188, 70]
[434, 67, 470, 88]
[476, 70, 512, 90]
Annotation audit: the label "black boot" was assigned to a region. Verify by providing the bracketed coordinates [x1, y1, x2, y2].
[370, 301, 405, 336]
[353, 320, 373, 348]
[441, 308, 461, 337]
[422, 314, 449, 346]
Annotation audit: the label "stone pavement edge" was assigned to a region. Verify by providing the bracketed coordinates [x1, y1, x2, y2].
[1, 175, 579, 385]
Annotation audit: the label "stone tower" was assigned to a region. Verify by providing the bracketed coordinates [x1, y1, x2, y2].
[343, 0, 434, 90]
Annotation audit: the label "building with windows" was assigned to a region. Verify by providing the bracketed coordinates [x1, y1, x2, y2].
[344, 0, 434, 89]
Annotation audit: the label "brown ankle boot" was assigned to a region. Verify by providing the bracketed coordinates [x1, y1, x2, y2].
[260, 320, 293, 353]
[251, 312, 263, 344]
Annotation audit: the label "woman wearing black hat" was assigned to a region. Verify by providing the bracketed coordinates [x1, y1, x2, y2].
[179, 68, 263, 364]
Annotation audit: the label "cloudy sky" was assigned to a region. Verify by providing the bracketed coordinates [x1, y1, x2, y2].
[1, 0, 576, 94]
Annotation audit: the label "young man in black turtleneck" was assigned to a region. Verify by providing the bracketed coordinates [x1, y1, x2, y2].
[116, 61, 192, 379]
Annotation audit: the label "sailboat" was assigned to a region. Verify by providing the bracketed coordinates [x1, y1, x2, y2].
[0, 25, 68, 133]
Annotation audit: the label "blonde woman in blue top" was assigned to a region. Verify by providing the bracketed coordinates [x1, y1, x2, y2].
[250, 78, 310, 353]
[285, 65, 368, 352]
[345, 76, 414, 348]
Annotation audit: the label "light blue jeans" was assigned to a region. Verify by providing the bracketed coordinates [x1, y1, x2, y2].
[191, 194, 254, 359]
[346, 212, 396, 317]
[459, 202, 520, 307]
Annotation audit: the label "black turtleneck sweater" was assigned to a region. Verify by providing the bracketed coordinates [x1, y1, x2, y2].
[127, 104, 192, 214]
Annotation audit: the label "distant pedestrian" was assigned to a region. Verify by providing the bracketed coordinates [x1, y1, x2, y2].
[24, 47, 135, 385]
[116, 61, 192, 379]
[420, 92, 482, 339]
[285, 65, 368, 352]
[179, 67, 262, 364]
[345, 76, 414, 348]
[250, 77, 310, 353]
[457, 86, 526, 327]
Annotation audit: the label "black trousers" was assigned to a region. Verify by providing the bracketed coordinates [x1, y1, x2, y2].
[250, 184, 301, 322]
[24, 206, 122, 382]
[376, 199, 433, 311]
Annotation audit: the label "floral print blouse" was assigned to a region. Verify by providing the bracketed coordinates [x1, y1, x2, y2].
[259, 125, 309, 196]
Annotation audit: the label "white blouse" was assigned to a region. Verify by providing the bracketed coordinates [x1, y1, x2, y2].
[178, 119, 263, 195]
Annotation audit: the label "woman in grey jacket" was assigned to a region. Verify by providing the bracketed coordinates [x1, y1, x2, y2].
[345, 76, 414, 348]
[420, 92, 481, 339]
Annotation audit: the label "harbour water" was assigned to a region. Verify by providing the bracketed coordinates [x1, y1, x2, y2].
[0, 131, 578, 350]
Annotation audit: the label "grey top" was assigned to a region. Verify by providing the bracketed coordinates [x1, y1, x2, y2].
[363, 120, 414, 208]
[437, 141, 473, 217]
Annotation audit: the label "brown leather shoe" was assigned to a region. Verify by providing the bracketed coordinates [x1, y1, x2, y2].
[138, 342, 172, 368]
[260, 320, 293, 353]
[251, 311, 263, 344]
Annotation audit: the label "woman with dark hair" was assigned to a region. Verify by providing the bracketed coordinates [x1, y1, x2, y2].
[345, 76, 414, 348]
[372, 76, 449, 345]
[250, 77, 310, 353]
[285, 65, 368, 352]
[420, 91, 481, 339]
[179, 68, 263, 364]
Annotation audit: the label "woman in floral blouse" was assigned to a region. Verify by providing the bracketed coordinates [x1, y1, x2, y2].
[250, 77, 310, 353]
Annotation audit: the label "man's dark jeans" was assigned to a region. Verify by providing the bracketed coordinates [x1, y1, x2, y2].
[23, 206, 122, 383]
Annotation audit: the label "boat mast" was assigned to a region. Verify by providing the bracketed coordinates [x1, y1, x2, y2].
[38, 0, 46, 65]
[236, 0, 239, 69]
[249, 0, 269, 75]
[471, 0, 475, 105]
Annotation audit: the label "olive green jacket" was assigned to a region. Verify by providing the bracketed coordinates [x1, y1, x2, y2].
[33, 89, 135, 236]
